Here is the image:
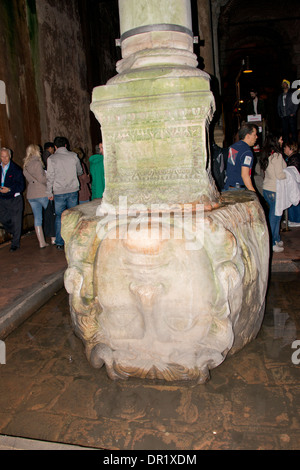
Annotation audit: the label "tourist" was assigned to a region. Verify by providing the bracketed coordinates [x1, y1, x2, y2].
[277, 79, 298, 143]
[89, 143, 105, 200]
[46, 136, 83, 250]
[41, 142, 56, 246]
[0, 147, 25, 252]
[23, 144, 49, 248]
[42, 141, 55, 167]
[72, 147, 91, 204]
[224, 123, 257, 192]
[246, 88, 266, 119]
[284, 140, 300, 226]
[260, 133, 287, 252]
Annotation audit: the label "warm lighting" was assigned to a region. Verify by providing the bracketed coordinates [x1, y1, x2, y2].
[235, 57, 253, 127]
[243, 56, 252, 73]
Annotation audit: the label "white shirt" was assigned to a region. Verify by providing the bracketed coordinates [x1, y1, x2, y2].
[1, 161, 10, 187]
[275, 166, 300, 216]
[253, 97, 258, 115]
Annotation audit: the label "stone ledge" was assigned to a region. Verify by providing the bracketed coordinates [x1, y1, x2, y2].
[0, 435, 95, 450]
[0, 270, 65, 340]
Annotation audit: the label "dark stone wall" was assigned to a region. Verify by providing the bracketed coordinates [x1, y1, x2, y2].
[78, 0, 121, 147]
[0, 0, 120, 235]
[0, 0, 41, 163]
[0, 0, 120, 161]
[35, 0, 93, 156]
[0, 0, 42, 232]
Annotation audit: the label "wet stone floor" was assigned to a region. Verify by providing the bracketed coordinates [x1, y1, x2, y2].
[0, 273, 299, 450]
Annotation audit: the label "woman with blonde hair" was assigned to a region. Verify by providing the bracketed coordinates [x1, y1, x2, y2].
[23, 144, 52, 248]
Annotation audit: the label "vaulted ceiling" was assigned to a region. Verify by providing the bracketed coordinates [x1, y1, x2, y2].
[216, 0, 300, 142]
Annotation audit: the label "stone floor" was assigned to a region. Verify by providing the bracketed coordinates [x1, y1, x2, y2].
[0, 229, 299, 450]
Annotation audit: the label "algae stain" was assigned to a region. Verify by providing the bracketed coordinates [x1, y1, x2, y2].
[26, 0, 39, 67]
[1, 0, 17, 58]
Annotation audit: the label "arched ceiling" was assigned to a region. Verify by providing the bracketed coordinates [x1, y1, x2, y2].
[219, 0, 299, 77]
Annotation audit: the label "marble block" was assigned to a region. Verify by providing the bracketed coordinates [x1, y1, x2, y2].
[90, 69, 218, 208]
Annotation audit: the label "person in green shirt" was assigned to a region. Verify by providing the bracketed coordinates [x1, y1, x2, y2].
[89, 143, 105, 200]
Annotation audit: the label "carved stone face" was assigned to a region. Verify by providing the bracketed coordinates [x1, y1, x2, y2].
[90, 221, 230, 381]
[63, 192, 269, 383]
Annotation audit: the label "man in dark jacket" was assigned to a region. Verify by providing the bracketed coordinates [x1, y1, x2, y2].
[277, 79, 298, 142]
[0, 147, 25, 251]
[246, 89, 266, 119]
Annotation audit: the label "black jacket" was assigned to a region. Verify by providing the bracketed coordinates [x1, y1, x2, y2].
[246, 98, 266, 118]
[0, 160, 25, 200]
[277, 90, 298, 118]
[287, 153, 300, 173]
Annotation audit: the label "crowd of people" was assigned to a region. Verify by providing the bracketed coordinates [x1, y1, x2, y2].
[223, 123, 299, 254]
[0, 78, 299, 256]
[0, 137, 105, 252]
[217, 77, 299, 254]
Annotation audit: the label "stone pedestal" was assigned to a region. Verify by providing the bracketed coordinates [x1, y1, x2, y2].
[90, 0, 218, 209]
[91, 72, 218, 208]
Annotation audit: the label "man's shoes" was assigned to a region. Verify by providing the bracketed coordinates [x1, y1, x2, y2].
[9, 246, 19, 252]
[275, 240, 284, 247]
[56, 245, 64, 250]
[288, 221, 300, 227]
[273, 244, 284, 253]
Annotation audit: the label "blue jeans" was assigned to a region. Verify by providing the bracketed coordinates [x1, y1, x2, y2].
[263, 189, 281, 246]
[54, 192, 78, 246]
[281, 115, 298, 142]
[288, 203, 300, 223]
[28, 197, 49, 226]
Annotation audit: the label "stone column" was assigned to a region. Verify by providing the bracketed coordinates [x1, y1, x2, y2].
[63, 0, 269, 384]
[118, 0, 195, 69]
[90, 0, 218, 208]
